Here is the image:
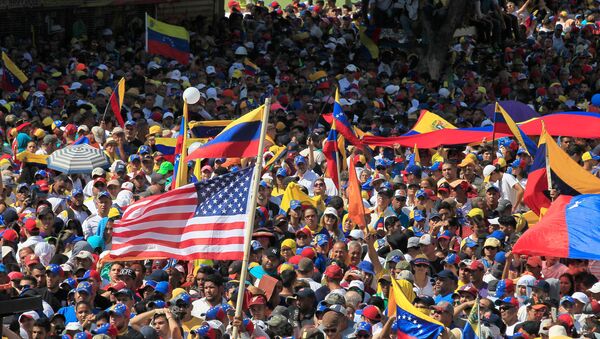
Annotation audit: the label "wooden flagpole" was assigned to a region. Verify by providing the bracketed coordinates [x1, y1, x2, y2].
[232, 98, 271, 339]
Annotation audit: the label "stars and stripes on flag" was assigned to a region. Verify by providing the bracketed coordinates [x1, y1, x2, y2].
[111, 167, 256, 261]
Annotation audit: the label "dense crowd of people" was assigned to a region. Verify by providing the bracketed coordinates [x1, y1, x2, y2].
[0, 0, 600, 338]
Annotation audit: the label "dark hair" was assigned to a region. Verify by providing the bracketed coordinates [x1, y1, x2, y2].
[574, 272, 598, 290]
[281, 270, 297, 288]
[33, 318, 51, 332]
[197, 265, 215, 275]
[327, 196, 344, 210]
[95, 311, 110, 323]
[559, 273, 575, 295]
[204, 274, 223, 287]
[438, 201, 454, 212]
[368, 296, 385, 311]
[21, 275, 38, 287]
[498, 215, 517, 228]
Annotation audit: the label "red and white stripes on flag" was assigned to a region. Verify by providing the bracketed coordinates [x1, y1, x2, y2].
[111, 167, 256, 261]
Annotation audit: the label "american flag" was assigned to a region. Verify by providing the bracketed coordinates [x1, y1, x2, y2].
[111, 167, 255, 260]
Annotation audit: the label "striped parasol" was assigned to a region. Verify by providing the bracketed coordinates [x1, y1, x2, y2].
[47, 144, 110, 174]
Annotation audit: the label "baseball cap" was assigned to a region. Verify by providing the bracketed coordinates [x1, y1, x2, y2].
[495, 297, 519, 308]
[266, 247, 280, 258]
[362, 305, 381, 321]
[324, 265, 343, 280]
[108, 303, 128, 317]
[483, 237, 501, 248]
[588, 282, 600, 294]
[248, 294, 267, 306]
[385, 249, 403, 264]
[435, 270, 458, 281]
[46, 264, 64, 276]
[532, 280, 550, 292]
[407, 237, 420, 249]
[75, 281, 92, 294]
[572, 292, 590, 304]
[456, 284, 478, 298]
[355, 321, 372, 335]
[118, 268, 136, 280]
[294, 155, 307, 165]
[432, 301, 454, 314]
[289, 199, 302, 210]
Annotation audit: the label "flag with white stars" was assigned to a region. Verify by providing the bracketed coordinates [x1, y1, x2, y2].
[112, 167, 256, 261]
[389, 279, 444, 339]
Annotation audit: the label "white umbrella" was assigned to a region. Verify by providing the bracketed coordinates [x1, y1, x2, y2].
[47, 144, 110, 174]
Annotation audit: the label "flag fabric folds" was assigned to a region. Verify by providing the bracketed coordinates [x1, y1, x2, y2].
[493, 102, 537, 155]
[145, 14, 190, 65]
[279, 182, 325, 213]
[323, 119, 341, 188]
[347, 160, 366, 229]
[328, 89, 362, 146]
[243, 58, 259, 76]
[513, 194, 600, 260]
[388, 278, 444, 339]
[109, 78, 126, 128]
[112, 167, 256, 261]
[523, 127, 600, 214]
[187, 105, 264, 160]
[1, 51, 28, 92]
[462, 297, 480, 339]
[189, 120, 232, 138]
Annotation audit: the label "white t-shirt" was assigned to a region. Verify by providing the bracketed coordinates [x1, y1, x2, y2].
[296, 170, 319, 196]
[500, 172, 521, 206]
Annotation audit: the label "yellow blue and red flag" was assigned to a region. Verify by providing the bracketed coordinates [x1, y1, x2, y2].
[187, 105, 265, 159]
[388, 278, 444, 338]
[145, 14, 190, 65]
[322, 89, 362, 146]
[243, 58, 259, 76]
[1, 52, 28, 92]
[323, 118, 341, 188]
[190, 120, 232, 138]
[462, 297, 480, 339]
[109, 78, 126, 127]
[493, 102, 537, 155]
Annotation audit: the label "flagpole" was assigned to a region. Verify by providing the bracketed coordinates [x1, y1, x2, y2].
[476, 295, 482, 339]
[492, 102, 498, 161]
[232, 98, 271, 339]
[542, 122, 553, 199]
[335, 146, 342, 197]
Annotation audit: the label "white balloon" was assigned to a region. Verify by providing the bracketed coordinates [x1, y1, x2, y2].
[183, 87, 201, 104]
[188, 142, 203, 153]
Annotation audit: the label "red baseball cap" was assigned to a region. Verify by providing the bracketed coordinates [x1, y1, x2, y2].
[248, 295, 267, 307]
[8, 271, 24, 281]
[362, 305, 381, 321]
[2, 229, 18, 243]
[324, 265, 343, 280]
[300, 247, 316, 259]
[295, 228, 312, 238]
[288, 255, 303, 265]
[24, 219, 39, 233]
[24, 254, 40, 267]
[107, 281, 127, 292]
[467, 260, 485, 271]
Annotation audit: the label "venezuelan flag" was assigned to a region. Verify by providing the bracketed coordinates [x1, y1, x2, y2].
[155, 138, 177, 160]
[462, 297, 480, 339]
[358, 25, 380, 60]
[388, 278, 444, 338]
[187, 105, 265, 159]
[189, 120, 232, 138]
[109, 78, 126, 127]
[493, 102, 537, 155]
[1, 52, 28, 92]
[524, 126, 600, 215]
[328, 89, 362, 146]
[323, 119, 341, 188]
[145, 14, 190, 65]
[243, 58, 259, 76]
[404, 110, 457, 135]
[514, 194, 600, 260]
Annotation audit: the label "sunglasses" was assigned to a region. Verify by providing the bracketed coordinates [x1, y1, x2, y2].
[484, 246, 498, 250]
[314, 182, 325, 187]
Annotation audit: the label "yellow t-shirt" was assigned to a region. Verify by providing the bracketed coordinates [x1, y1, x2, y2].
[182, 316, 203, 335]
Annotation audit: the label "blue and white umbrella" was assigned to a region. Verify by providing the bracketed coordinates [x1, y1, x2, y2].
[47, 144, 110, 174]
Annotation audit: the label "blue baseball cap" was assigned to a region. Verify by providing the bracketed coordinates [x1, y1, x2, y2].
[129, 154, 141, 162]
[138, 145, 151, 155]
[97, 191, 111, 200]
[357, 261, 375, 275]
[34, 170, 48, 178]
[439, 230, 453, 240]
[125, 120, 136, 127]
[294, 155, 307, 165]
[75, 281, 92, 294]
[315, 233, 329, 246]
[464, 238, 478, 248]
[17, 183, 29, 192]
[71, 188, 84, 197]
[356, 321, 372, 334]
[0, 264, 7, 273]
[45, 264, 63, 276]
[276, 167, 287, 177]
[289, 199, 302, 210]
[215, 158, 226, 163]
[413, 210, 425, 222]
[155, 281, 169, 295]
[560, 296, 575, 305]
[435, 269, 458, 281]
[375, 159, 388, 168]
[251, 240, 264, 251]
[489, 230, 505, 240]
[444, 253, 460, 265]
[205, 306, 227, 321]
[405, 164, 422, 176]
[61, 277, 77, 289]
[170, 291, 191, 306]
[74, 332, 88, 339]
[316, 300, 329, 314]
[140, 280, 157, 291]
[108, 303, 128, 317]
[230, 166, 240, 173]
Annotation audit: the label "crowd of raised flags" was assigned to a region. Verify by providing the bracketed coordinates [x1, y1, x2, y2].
[0, 1, 600, 339]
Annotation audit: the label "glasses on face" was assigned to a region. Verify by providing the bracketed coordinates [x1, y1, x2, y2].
[314, 182, 325, 187]
[304, 214, 316, 219]
[323, 328, 338, 334]
[484, 246, 498, 251]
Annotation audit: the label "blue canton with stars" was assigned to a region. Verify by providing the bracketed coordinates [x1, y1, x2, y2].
[395, 306, 443, 338]
[194, 167, 253, 217]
